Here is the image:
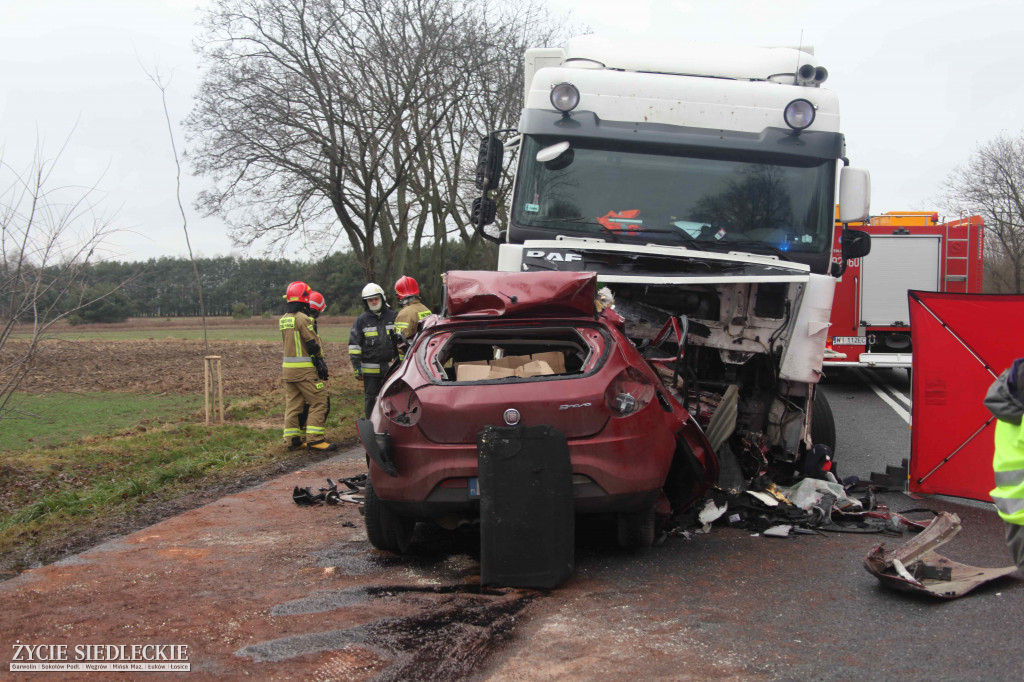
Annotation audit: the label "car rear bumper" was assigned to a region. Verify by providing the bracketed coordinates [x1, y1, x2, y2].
[382, 487, 661, 519]
[371, 422, 677, 511]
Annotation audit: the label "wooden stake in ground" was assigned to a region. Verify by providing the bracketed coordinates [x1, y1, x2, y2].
[204, 355, 224, 425]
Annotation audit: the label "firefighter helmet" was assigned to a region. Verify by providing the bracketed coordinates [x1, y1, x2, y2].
[395, 276, 420, 299]
[285, 281, 311, 303]
[361, 282, 386, 312]
[308, 291, 326, 313]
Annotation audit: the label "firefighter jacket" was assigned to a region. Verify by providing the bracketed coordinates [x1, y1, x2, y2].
[395, 298, 432, 361]
[280, 309, 322, 382]
[985, 360, 1024, 525]
[349, 308, 398, 377]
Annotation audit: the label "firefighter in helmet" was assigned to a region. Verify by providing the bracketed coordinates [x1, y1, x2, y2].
[349, 283, 398, 418]
[296, 291, 329, 440]
[307, 291, 326, 330]
[393, 276, 432, 361]
[280, 281, 335, 451]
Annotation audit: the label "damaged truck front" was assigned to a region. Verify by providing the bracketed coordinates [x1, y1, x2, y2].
[475, 35, 872, 483]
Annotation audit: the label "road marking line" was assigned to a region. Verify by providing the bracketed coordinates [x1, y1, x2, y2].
[865, 369, 912, 408]
[858, 369, 911, 425]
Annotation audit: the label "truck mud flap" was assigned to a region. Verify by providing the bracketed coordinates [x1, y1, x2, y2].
[357, 418, 396, 477]
[477, 424, 574, 589]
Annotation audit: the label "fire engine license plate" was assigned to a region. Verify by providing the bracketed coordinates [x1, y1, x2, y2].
[833, 336, 866, 346]
[468, 477, 479, 498]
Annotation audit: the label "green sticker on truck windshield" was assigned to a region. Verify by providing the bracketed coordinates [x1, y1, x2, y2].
[525, 203, 540, 213]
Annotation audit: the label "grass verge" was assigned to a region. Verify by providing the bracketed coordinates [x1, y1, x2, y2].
[0, 393, 203, 452]
[0, 383, 365, 580]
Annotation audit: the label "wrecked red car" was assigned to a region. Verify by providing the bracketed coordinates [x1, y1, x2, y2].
[359, 270, 718, 553]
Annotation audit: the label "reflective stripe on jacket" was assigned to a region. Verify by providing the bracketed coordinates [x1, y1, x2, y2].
[348, 308, 397, 373]
[992, 419, 1024, 524]
[280, 311, 320, 380]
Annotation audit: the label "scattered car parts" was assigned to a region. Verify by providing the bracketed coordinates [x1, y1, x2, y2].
[863, 512, 1018, 599]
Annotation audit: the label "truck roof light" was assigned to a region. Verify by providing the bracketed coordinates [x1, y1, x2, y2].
[784, 99, 816, 132]
[550, 83, 580, 114]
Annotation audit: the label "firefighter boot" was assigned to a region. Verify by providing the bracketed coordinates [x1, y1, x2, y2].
[306, 439, 338, 452]
[287, 436, 307, 451]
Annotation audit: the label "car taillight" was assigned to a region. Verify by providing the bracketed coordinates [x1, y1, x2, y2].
[380, 380, 422, 426]
[604, 366, 655, 417]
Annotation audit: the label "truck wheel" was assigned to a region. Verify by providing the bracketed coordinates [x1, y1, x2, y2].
[617, 503, 655, 550]
[364, 479, 414, 554]
[811, 390, 837, 456]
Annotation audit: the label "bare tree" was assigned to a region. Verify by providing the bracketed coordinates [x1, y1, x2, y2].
[187, 0, 568, 291]
[943, 132, 1024, 292]
[0, 144, 119, 421]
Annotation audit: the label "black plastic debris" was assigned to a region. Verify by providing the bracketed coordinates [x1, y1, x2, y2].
[292, 475, 367, 506]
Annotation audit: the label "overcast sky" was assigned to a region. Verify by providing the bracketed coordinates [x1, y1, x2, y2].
[2, 0, 1022, 262]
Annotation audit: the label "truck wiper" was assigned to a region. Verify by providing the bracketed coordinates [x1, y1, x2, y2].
[531, 217, 621, 241]
[700, 239, 791, 260]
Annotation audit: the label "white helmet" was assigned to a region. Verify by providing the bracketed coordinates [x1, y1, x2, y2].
[361, 282, 386, 312]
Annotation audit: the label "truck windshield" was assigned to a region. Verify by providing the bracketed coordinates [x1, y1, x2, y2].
[511, 135, 836, 258]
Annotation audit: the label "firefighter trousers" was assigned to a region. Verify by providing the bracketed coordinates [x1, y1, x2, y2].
[283, 378, 329, 442]
[363, 374, 384, 419]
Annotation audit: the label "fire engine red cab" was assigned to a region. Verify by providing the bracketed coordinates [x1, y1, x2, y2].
[826, 211, 984, 369]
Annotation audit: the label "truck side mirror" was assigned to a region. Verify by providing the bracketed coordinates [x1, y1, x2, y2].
[471, 196, 497, 227]
[842, 229, 871, 260]
[475, 133, 504, 191]
[838, 167, 871, 223]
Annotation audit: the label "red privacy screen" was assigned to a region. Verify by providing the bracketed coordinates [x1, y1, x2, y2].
[909, 291, 1024, 500]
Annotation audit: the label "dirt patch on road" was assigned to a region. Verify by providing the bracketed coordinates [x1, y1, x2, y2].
[3, 338, 353, 396]
[0, 452, 536, 681]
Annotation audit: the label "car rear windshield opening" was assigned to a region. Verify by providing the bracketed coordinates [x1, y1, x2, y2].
[430, 327, 594, 382]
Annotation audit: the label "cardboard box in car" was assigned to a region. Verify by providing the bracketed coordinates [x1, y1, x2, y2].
[455, 352, 566, 380]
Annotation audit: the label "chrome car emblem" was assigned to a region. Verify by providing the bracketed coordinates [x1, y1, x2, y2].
[503, 408, 521, 426]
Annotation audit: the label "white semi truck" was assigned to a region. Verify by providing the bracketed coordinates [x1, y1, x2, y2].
[472, 35, 872, 483]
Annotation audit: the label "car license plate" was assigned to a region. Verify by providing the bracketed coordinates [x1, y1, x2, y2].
[832, 336, 866, 346]
[468, 477, 479, 498]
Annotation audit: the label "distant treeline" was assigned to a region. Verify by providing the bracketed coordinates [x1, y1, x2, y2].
[19, 243, 496, 323]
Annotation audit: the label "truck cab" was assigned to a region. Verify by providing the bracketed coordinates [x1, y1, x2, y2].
[477, 36, 871, 483]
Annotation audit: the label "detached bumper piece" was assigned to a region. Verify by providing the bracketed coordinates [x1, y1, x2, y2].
[478, 424, 574, 589]
[358, 418, 396, 476]
[863, 511, 1017, 599]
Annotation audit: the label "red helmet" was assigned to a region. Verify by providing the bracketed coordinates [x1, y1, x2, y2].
[395, 276, 420, 299]
[308, 291, 326, 313]
[284, 281, 311, 303]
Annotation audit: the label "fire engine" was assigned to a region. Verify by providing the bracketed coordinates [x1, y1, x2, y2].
[825, 211, 984, 369]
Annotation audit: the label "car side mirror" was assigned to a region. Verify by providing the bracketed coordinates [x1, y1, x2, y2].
[838, 167, 871, 223]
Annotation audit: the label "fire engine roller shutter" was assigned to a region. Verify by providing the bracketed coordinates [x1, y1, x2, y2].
[861, 236, 940, 326]
[909, 291, 1024, 501]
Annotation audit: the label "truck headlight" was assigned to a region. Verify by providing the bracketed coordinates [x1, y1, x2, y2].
[784, 99, 816, 131]
[550, 83, 580, 113]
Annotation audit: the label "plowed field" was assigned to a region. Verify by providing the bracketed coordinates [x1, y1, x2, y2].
[4, 318, 355, 397]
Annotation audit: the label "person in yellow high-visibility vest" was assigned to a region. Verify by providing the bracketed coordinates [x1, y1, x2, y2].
[984, 357, 1024, 569]
[280, 281, 336, 452]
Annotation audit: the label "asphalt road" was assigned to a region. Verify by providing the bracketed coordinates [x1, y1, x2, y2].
[821, 366, 914, 482]
[3, 368, 1022, 681]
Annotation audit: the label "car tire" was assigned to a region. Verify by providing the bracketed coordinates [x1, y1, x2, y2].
[364, 479, 414, 554]
[811, 389, 837, 456]
[617, 503, 655, 550]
